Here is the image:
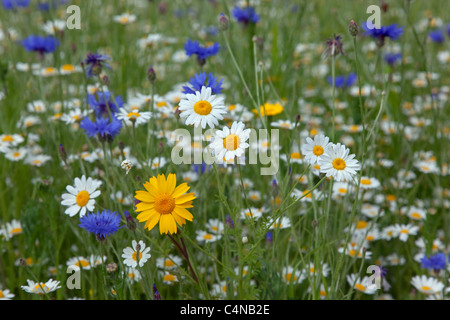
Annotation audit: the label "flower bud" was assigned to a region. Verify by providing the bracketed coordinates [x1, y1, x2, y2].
[219, 13, 229, 31]
[349, 20, 359, 37]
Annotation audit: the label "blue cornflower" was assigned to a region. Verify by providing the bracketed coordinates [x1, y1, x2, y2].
[232, 5, 259, 25]
[429, 30, 445, 44]
[21, 35, 59, 54]
[183, 72, 223, 95]
[84, 52, 112, 77]
[362, 23, 404, 46]
[79, 210, 123, 241]
[80, 116, 123, 142]
[87, 92, 123, 118]
[184, 39, 220, 65]
[421, 253, 447, 271]
[447, 24, 450, 37]
[327, 73, 357, 88]
[1, 0, 30, 9]
[384, 53, 402, 66]
[36, 0, 68, 11]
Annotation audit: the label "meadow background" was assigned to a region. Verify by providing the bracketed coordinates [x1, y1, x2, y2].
[0, 0, 449, 300]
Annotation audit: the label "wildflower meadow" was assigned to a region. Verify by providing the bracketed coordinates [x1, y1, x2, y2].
[0, 0, 449, 306]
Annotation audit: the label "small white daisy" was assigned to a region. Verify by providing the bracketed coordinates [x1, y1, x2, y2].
[116, 107, 152, 127]
[209, 121, 251, 161]
[60, 175, 102, 217]
[411, 275, 445, 295]
[394, 224, 419, 242]
[301, 134, 331, 165]
[21, 279, 61, 295]
[318, 143, 360, 182]
[122, 240, 151, 268]
[178, 86, 227, 129]
[347, 273, 377, 295]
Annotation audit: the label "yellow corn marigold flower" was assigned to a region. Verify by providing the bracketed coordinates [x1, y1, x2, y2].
[135, 173, 196, 235]
[253, 102, 284, 117]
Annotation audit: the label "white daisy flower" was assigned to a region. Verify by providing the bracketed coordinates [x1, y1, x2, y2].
[0, 133, 24, 147]
[21, 279, 61, 295]
[301, 134, 331, 165]
[116, 107, 152, 127]
[156, 255, 183, 270]
[60, 175, 102, 217]
[162, 272, 179, 285]
[5, 219, 23, 240]
[113, 12, 137, 25]
[0, 287, 15, 300]
[318, 143, 360, 182]
[209, 121, 251, 161]
[178, 86, 227, 129]
[394, 224, 419, 242]
[281, 266, 305, 284]
[66, 256, 92, 270]
[359, 176, 381, 189]
[122, 240, 151, 268]
[196, 230, 221, 243]
[411, 275, 445, 295]
[346, 273, 377, 295]
[4, 147, 28, 161]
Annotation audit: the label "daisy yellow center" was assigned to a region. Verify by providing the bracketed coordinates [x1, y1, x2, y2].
[165, 259, 175, 268]
[120, 16, 129, 24]
[348, 250, 357, 257]
[285, 273, 297, 282]
[338, 188, 347, 194]
[291, 152, 302, 159]
[228, 104, 236, 111]
[356, 221, 368, 229]
[355, 284, 366, 291]
[310, 267, 315, 273]
[0, 290, 4, 298]
[61, 64, 75, 72]
[422, 286, 431, 292]
[411, 212, 422, 219]
[332, 158, 346, 170]
[2, 135, 14, 142]
[154, 193, 176, 215]
[76, 190, 90, 207]
[400, 229, 409, 234]
[312, 145, 324, 156]
[386, 194, 396, 201]
[223, 134, 241, 151]
[127, 112, 141, 118]
[366, 235, 374, 241]
[13, 152, 21, 158]
[132, 251, 143, 261]
[203, 234, 213, 240]
[163, 274, 176, 282]
[34, 283, 48, 294]
[75, 260, 90, 268]
[194, 100, 212, 115]
[361, 179, 371, 185]
[10, 228, 22, 235]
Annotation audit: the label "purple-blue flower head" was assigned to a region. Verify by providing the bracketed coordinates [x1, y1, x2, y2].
[429, 29, 445, 44]
[384, 53, 402, 66]
[84, 52, 112, 77]
[21, 35, 59, 54]
[421, 253, 447, 271]
[88, 92, 123, 118]
[183, 72, 223, 95]
[327, 73, 357, 88]
[232, 5, 260, 25]
[80, 116, 123, 142]
[362, 23, 404, 45]
[79, 210, 123, 241]
[1, 0, 30, 9]
[184, 39, 220, 63]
